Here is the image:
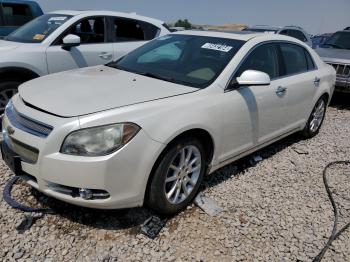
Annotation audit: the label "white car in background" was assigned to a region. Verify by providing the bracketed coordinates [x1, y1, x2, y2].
[243, 25, 313, 47]
[0, 10, 170, 111]
[1, 31, 335, 215]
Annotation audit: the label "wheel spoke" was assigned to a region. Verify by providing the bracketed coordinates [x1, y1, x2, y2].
[191, 165, 200, 173]
[167, 182, 178, 199]
[182, 181, 189, 196]
[185, 147, 192, 164]
[169, 164, 180, 174]
[179, 148, 186, 166]
[165, 175, 178, 183]
[174, 187, 181, 202]
[189, 157, 199, 167]
[186, 176, 196, 186]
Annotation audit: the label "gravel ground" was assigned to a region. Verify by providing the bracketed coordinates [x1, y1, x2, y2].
[0, 97, 349, 262]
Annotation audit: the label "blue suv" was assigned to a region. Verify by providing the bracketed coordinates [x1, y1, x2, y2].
[0, 0, 43, 38]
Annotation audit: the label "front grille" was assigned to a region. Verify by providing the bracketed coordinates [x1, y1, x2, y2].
[328, 63, 350, 78]
[6, 137, 39, 163]
[6, 102, 53, 138]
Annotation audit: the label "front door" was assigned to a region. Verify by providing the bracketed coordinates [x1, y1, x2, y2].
[46, 16, 114, 74]
[220, 43, 289, 160]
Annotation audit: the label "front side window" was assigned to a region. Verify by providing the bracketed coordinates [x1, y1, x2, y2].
[112, 18, 159, 42]
[2, 3, 33, 26]
[5, 14, 72, 43]
[61, 17, 106, 44]
[322, 32, 350, 50]
[108, 34, 244, 88]
[236, 43, 280, 79]
[279, 43, 308, 75]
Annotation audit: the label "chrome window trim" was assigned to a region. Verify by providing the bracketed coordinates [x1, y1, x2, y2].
[225, 40, 318, 91]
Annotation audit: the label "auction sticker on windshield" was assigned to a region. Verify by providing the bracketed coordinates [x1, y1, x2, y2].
[201, 43, 233, 52]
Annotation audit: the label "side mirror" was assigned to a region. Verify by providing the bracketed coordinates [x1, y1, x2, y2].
[235, 70, 271, 87]
[62, 34, 81, 51]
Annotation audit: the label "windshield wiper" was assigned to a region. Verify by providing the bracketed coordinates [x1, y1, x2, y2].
[138, 72, 177, 84]
[323, 43, 345, 49]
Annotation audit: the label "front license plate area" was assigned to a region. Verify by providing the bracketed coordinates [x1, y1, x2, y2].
[1, 141, 22, 175]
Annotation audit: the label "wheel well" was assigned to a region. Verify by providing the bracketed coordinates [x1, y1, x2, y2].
[321, 92, 330, 104]
[0, 67, 39, 83]
[144, 128, 215, 201]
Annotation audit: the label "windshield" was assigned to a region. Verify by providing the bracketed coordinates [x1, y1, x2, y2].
[322, 32, 350, 50]
[108, 34, 244, 88]
[5, 14, 72, 43]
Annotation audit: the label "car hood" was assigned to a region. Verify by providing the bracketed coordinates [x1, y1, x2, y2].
[19, 66, 197, 117]
[0, 39, 22, 51]
[315, 47, 350, 64]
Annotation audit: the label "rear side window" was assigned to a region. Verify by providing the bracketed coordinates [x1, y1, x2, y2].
[279, 43, 308, 75]
[112, 17, 160, 42]
[236, 43, 280, 79]
[2, 3, 33, 26]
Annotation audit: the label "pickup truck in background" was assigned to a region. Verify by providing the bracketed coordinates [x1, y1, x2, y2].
[0, 0, 43, 38]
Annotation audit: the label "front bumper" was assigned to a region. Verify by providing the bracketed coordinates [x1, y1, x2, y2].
[1, 97, 165, 209]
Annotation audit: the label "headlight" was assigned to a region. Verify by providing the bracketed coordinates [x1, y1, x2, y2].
[60, 123, 140, 156]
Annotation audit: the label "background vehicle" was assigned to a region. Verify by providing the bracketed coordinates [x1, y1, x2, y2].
[243, 25, 312, 47]
[311, 33, 331, 49]
[1, 31, 335, 215]
[0, 0, 43, 38]
[316, 30, 350, 93]
[0, 10, 170, 112]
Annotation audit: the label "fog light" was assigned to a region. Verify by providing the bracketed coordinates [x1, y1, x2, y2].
[79, 188, 93, 200]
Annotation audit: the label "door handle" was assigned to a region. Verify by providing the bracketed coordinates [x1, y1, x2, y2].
[314, 77, 321, 86]
[99, 52, 112, 60]
[276, 86, 287, 95]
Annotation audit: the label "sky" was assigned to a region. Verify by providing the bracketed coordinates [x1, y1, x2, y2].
[33, 0, 350, 35]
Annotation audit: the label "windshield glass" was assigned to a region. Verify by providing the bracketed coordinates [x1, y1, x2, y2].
[5, 14, 72, 43]
[108, 34, 244, 88]
[323, 32, 350, 50]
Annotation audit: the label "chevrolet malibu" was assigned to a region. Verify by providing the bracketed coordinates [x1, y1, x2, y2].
[1, 31, 336, 215]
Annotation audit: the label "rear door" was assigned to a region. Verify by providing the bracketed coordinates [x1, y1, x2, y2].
[108, 16, 161, 60]
[277, 42, 319, 128]
[46, 16, 114, 74]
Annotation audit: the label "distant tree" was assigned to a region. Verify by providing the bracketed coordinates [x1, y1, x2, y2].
[174, 19, 192, 29]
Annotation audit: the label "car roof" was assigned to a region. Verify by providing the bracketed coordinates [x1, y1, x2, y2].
[48, 10, 165, 25]
[173, 30, 267, 41]
[172, 29, 310, 45]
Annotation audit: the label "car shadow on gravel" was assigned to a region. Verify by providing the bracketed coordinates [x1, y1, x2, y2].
[28, 188, 153, 232]
[330, 92, 350, 110]
[201, 133, 304, 190]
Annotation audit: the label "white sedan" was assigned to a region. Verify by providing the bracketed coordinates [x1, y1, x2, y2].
[1, 31, 336, 215]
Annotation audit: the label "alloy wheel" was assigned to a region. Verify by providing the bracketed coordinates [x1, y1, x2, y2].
[164, 145, 202, 204]
[309, 99, 326, 133]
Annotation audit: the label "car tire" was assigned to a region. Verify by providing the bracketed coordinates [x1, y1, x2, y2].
[301, 96, 327, 138]
[146, 137, 206, 215]
[0, 81, 21, 113]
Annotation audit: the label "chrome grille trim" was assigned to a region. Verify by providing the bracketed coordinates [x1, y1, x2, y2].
[5, 102, 53, 138]
[327, 62, 350, 78]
